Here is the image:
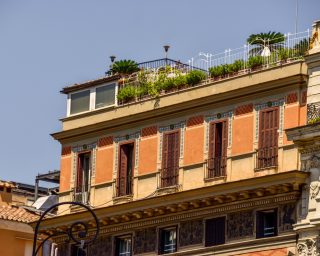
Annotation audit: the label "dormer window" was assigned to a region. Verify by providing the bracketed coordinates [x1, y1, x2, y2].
[67, 82, 117, 116]
[70, 90, 90, 115]
[95, 83, 116, 109]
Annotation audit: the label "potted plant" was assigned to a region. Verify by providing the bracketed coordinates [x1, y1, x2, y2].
[110, 59, 140, 77]
[117, 85, 137, 103]
[247, 56, 263, 71]
[185, 70, 207, 86]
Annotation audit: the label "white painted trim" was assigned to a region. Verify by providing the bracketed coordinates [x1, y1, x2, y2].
[67, 82, 118, 117]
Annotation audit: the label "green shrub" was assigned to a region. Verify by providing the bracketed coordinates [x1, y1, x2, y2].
[278, 48, 289, 62]
[185, 70, 207, 86]
[162, 77, 176, 91]
[247, 56, 263, 69]
[308, 117, 320, 124]
[174, 75, 187, 89]
[110, 59, 140, 76]
[229, 60, 244, 73]
[117, 85, 136, 102]
[209, 65, 226, 78]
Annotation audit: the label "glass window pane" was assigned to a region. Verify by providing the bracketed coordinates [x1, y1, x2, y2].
[95, 83, 116, 109]
[70, 90, 90, 114]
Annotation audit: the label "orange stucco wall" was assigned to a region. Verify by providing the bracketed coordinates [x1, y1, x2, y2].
[232, 114, 254, 155]
[59, 156, 71, 192]
[183, 125, 204, 166]
[139, 136, 158, 175]
[0, 228, 35, 256]
[299, 104, 307, 126]
[237, 248, 288, 256]
[95, 147, 114, 184]
[283, 104, 300, 145]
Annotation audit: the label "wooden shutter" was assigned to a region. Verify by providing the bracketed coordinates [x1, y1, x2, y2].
[76, 155, 83, 192]
[162, 131, 180, 187]
[258, 108, 279, 168]
[118, 145, 128, 196]
[208, 121, 227, 177]
[205, 217, 225, 246]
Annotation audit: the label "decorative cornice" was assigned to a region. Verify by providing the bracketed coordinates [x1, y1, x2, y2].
[52, 192, 299, 243]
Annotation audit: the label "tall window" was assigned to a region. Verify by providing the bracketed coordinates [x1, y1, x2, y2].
[208, 121, 227, 178]
[256, 209, 277, 238]
[115, 235, 132, 256]
[257, 107, 279, 169]
[205, 216, 226, 247]
[159, 227, 177, 254]
[117, 143, 134, 197]
[75, 153, 91, 204]
[161, 131, 180, 187]
[95, 83, 116, 109]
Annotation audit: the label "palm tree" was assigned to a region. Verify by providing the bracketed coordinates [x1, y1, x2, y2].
[108, 59, 140, 76]
[247, 31, 285, 56]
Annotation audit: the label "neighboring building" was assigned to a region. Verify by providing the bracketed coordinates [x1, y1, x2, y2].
[38, 21, 320, 255]
[0, 180, 39, 256]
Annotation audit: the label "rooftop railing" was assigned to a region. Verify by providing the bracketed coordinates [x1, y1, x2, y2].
[189, 30, 310, 72]
[116, 30, 310, 106]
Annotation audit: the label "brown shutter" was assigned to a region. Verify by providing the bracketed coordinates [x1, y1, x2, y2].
[76, 155, 83, 192]
[258, 108, 279, 168]
[118, 145, 128, 196]
[161, 131, 180, 187]
[208, 121, 228, 177]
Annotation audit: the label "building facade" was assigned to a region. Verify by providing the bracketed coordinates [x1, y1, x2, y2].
[39, 21, 320, 256]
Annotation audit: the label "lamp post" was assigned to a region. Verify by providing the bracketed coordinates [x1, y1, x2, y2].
[32, 201, 100, 256]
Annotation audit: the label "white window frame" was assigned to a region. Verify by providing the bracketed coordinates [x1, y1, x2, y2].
[67, 82, 118, 116]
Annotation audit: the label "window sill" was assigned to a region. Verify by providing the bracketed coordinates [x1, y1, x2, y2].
[254, 165, 278, 172]
[113, 194, 133, 205]
[156, 184, 182, 196]
[204, 175, 227, 182]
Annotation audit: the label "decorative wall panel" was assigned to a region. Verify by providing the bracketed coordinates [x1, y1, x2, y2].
[179, 219, 203, 246]
[227, 210, 254, 240]
[134, 227, 157, 254]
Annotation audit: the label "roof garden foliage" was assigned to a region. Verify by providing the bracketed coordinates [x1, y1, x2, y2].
[110, 30, 310, 105]
[117, 66, 207, 103]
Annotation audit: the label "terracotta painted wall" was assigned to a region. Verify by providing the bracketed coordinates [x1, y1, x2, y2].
[183, 125, 204, 166]
[299, 104, 307, 126]
[139, 135, 158, 175]
[232, 114, 254, 155]
[237, 248, 288, 256]
[59, 155, 72, 192]
[283, 104, 300, 145]
[95, 146, 114, 184]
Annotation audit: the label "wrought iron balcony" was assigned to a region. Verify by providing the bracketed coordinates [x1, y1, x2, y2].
[205, 157, 227, 179]
[255, 147, 278, 170]
[307, 102, 320, 124]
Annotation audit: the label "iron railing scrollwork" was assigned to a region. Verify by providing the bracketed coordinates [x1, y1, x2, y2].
[256, 147, 278, 169]
[159, 166, 179, 188]
[32, 201, 99, 256]
[206, 157, 227, 179]
[307, 102, 320, 124]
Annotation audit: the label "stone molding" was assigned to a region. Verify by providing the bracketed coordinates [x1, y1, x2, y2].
[301, 155, 320, 172]
[52, 192, 299, 243]
[297, 238, 319, 256]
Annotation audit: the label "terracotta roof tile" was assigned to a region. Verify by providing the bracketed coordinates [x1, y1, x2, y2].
[0, 205, 39, 223]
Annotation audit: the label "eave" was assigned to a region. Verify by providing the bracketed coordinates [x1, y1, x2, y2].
[33, 171, 307, 233]
[52, 62, 308, 143]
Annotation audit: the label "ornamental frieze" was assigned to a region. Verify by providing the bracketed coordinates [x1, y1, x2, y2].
[134, 227, 157, 254]
[297, 238, 319, 256]
[179, 219, 203, 246]
[227, 210, 254, 240]
[301, 155, 320, 172]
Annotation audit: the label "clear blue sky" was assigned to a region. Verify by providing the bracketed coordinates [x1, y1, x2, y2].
[0, 0, 319, 185]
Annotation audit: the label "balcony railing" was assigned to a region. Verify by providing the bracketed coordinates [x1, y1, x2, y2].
[190, 30, 310, 72]
[73, 189, 89, 205]
[114, 176, 133, 198]
[158, 166, 179, 188]
[138, 58, 204, 72]
[256, 147, 278, 170]
[307, 102, 320, 124]
[206, 157, 227, 179]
